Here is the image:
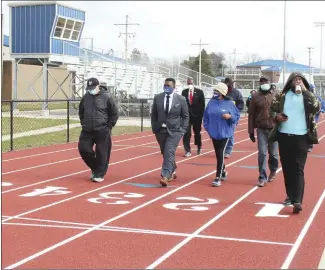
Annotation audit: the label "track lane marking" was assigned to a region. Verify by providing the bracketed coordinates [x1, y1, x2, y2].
[3, 145, 258, 269]
[2, 220, 294, 247]
[2, 128, 247, 193]
[2, 136, 250, 221]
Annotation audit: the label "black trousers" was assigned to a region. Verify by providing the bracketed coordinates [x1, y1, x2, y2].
[211, 138, 229, 178]
[78, 127, 112, 177]
[183, 115, 202, 152]
[278, 132, 309, 204]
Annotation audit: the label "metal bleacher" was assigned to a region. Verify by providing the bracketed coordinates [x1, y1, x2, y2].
[64, 42, 166, 100]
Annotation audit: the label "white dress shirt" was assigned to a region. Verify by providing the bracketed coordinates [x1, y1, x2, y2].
[162, 92, 174, 127]
[164, 92, 174, 112]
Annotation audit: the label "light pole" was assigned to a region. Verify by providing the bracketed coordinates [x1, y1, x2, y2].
[282, 0, 287, 86]
[314, 21, 325, 71]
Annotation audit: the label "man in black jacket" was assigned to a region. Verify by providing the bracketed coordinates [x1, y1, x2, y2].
[182, 78, 205, 156]
[223, 77, 244, 158]
[78, 78, 119, 183]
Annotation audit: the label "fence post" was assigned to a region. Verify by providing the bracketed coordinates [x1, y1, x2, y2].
[67, 100, 70, 143]
[140, 101, 144, 132]
[10, 101, 14, 151]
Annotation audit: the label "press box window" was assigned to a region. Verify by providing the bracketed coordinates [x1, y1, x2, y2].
[53, 16, 83, 41]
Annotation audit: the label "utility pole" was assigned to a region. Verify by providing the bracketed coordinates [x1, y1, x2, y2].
[191, 39, 209, 87]
[307, 47, 314, 83]
[114, 15, 139, 69]
[226, 49, 243, 88]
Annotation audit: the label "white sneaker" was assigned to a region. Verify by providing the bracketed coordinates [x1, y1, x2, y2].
[184, 152, 192, 157]
[93, 177, 104, 183]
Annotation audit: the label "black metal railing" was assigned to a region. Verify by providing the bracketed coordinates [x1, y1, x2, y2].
[1, 98, 248, 153]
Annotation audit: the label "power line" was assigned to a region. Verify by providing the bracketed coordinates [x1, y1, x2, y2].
[191, 39, 209, 87]
[114, 15, 140, 69]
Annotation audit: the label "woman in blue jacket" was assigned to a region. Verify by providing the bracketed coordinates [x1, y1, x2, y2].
[203, 82, 241, 187]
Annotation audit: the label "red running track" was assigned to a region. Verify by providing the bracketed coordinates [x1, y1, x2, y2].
[2, 117, 325, 269]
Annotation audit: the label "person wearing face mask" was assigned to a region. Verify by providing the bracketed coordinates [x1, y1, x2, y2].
[269, 72, 320, 214]
[182, 78, 205, 157]
[151, 77, 189, 187]
[78, 78, 119, 183]
[223, 77, 244, 159]
[248, 76, 279, 187]
[203, 82, 240, 187]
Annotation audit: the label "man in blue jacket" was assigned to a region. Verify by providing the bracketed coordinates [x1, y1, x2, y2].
[223, 77, 244, 158]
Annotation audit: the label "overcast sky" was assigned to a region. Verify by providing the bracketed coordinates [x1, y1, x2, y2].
[2, 1, 325, 67]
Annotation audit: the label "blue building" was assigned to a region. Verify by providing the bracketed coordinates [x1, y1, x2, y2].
[8, 1, 85, 107]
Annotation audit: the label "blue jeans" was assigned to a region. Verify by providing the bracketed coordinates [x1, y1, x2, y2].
[225, 135, 234, 155]
[257, 128, 279, 180]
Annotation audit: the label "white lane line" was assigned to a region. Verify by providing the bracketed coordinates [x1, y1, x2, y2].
[318, 248, 325, 269]
[281, 190, 325, 269]
[2, 150, 160, 194]
[145, 168, 285, 269]
[2, 141, 158, 175]
[2, 136, 250, 219]
[2, 221, 293, 247]
[2, 128, 247, 193]
[3, 148, 258, 269]
[2, 132, 154, 162]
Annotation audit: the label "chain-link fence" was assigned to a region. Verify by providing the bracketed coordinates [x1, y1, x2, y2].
[2, 97, 249, 153]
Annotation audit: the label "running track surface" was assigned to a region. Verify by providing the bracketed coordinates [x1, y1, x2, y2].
[2, 117, 325, 269]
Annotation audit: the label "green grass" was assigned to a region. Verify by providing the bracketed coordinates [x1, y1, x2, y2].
[1, 126, 150, 153]
[1, 102, 70, 112]
[1, 117, 79, 135]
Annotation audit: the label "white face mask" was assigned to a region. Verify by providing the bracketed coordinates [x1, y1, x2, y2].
[260, 84, 271, 91]
[188, 84, 194, 90]
[88, 88, 98, 95]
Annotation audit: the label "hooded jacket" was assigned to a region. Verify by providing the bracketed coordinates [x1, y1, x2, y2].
[268, 72, 321, 144]
[248, 86, 275, 134]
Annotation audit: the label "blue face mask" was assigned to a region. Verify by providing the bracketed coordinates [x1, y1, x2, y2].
[88, 89, 97, 95]
[213, 92, 221, 99]
[164, 86, 174, 95]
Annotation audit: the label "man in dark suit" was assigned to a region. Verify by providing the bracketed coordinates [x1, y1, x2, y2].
[182, 78, 205, 156]
[151, 78, 189, 187]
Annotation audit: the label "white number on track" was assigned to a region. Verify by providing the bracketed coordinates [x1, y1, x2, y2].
[255, 203, 289, 218]
[163, 196, 219, 211]
[88, 192, 145, 205]
[20, 186, 72, 197]
[2, 182, 13, 187]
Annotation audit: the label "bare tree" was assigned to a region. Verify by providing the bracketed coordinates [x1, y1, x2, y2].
[243, 53, 262, 64]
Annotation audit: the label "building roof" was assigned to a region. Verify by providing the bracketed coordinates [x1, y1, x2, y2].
[238, 59, 320, 73]
[7, 1, 85, 12]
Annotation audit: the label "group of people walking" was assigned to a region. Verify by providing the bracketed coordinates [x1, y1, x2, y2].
[77, 73, 323, 215]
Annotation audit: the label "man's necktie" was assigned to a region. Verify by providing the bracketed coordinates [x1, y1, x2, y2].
[189, 90, 193, 105]
[165, 94, 170, 116]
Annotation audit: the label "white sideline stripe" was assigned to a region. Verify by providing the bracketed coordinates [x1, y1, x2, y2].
[2, 120, 247, 162]
[4, 147, 257, 269]
[145, 166, 283, 269]
[2, 128, 247, 192]
[2, 221, 293, 247]
[2, 140, 159, 175]
[2, 133, 154, 162]
[281, 190, 325, 269]
[1, 136, 250, 214]
[318, 248, 325, 269]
